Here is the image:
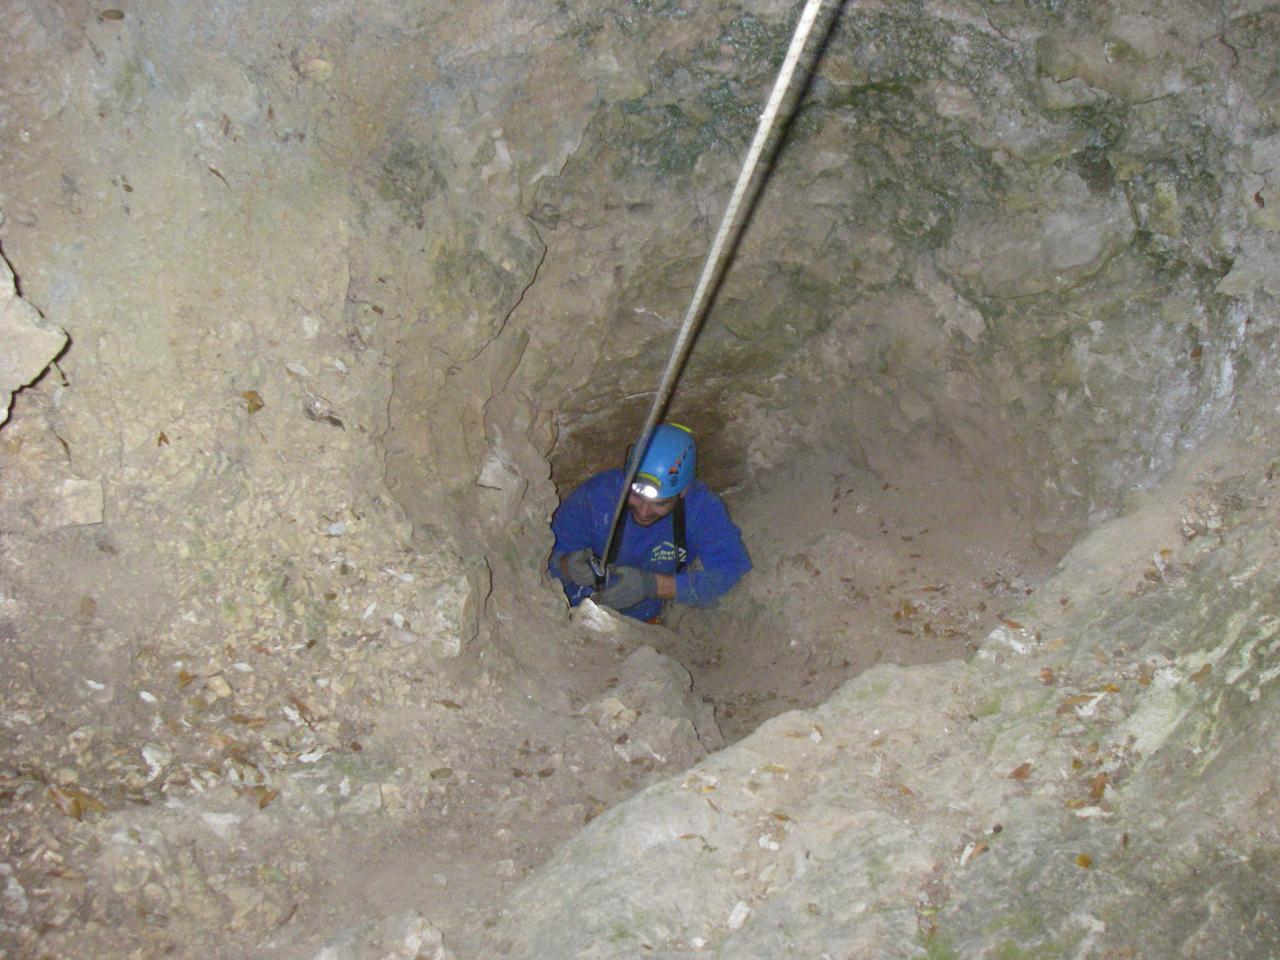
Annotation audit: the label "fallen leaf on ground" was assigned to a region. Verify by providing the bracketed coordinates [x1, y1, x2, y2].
[1076, 853, 1093, 868]
[241, 390, 265, 413]
[48, 786, 105, 820]
[1008, 762, 1033, 781]
[239, 785, 278, 809]
[1057, 694, 1096, 715]
[1089, 772, 1109, 803]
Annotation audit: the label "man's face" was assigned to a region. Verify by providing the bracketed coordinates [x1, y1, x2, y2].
[627, 490, 679, 527]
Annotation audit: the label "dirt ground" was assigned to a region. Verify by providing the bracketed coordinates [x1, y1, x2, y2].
[667, 449, 1060, 741]
[0, 435, 1061, 960]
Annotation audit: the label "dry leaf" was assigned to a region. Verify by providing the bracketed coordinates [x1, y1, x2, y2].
[238, 785, 277, 809]
[1060, 694, 1095, 707]
[157, 431, 169, 446]
[429, 767, 453, 780]
[1088, 772, 1109, 804]
[99, 8, 125, 19]
[207, 733, 245, 756]
[48, 786, 105, 820]
[762, 764, 787, 774]
[436, 699, 463, 710]
[177, 670, 195, 688]
[1189, 664, 1211, 683]
[770, 811, 792, 822]
[1008, 762, 1033, 781]
[999, 615, 1024, 630]
[229, 714, 267, 728]
[241, 390, 264, 414]
[1103, 683, 1121, 693]
[1039, 668, 1055, 685]
[1075, 853, 1093, 869]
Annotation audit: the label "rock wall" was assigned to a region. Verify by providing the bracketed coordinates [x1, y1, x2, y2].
[517, 0, 1279, 545]
[490, 433, 1280, 959]
[2, 0, 1279, 957]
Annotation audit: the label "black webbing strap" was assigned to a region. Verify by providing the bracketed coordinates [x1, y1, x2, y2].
[603, 515, 621, 571]
[673, 498, 687, 574]
[603, 496, 687, 575]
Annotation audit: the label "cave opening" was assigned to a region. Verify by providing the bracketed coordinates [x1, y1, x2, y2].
[544, 393, 1070, 743]
[3, 0, 1278, 958]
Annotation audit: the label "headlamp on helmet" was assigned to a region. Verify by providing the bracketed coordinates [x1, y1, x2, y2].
[630, 423, 697, 500]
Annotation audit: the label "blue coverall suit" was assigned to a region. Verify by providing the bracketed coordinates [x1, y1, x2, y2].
[549, 469, 751, 622]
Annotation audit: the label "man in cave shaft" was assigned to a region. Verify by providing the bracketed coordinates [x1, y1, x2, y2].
[548, 422, 751, 623]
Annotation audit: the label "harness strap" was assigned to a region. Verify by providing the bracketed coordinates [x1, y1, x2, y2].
[603, 492, 687, 579]
[673, 498, 688, 574]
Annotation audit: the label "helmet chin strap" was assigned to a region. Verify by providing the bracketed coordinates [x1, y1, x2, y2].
[593, 0, 831, 588]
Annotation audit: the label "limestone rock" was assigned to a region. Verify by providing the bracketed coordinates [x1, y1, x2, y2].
[0, 253, 65, 426]
[313, 910, 451, 960]
[491, 450, 1280, 959]
[584, 644, 723, 764]
[938, 169, 1135, 299]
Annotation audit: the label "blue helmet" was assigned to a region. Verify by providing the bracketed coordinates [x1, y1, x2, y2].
[630, 423, 696, 500]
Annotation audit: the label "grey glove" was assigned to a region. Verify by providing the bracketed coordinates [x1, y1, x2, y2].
[558, 548, 598, 587]
[595, 566, 658, 611]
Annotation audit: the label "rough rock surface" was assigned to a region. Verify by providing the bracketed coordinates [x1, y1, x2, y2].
[0, 250, 65, 426]
[0, 0, 1277, 958]
[489, 434, 1280, 959]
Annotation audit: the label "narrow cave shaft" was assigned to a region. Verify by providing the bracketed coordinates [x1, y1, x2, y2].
[2, 1, 1279, 959]
[662, 447, 1061, 741]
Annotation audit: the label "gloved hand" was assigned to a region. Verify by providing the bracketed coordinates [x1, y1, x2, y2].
[558, 548, 598, 587]
[595, 566, 658, 611]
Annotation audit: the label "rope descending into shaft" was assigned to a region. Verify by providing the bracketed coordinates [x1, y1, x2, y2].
[595, 0, 830, 585]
